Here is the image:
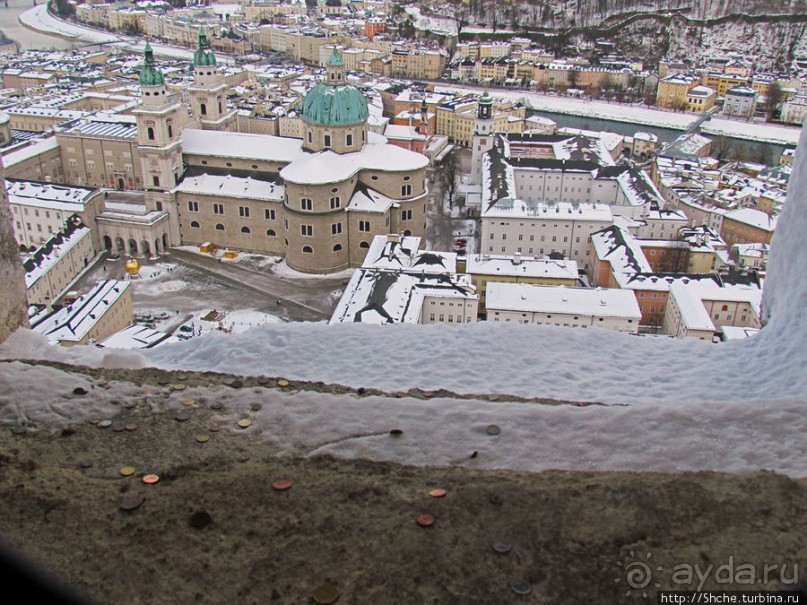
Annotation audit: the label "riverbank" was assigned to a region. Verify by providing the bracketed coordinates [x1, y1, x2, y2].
[18, 3, 211, 61]
[435, 82, 802, 147]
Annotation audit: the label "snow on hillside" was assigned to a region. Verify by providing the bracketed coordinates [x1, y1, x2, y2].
[2, 120, 806, 479]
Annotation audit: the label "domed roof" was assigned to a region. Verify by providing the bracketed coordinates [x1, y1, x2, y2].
[302, 84, 369, 126]
[139, 42, 165, 87]
[302, 50, 368, 127]
[193, 27, 217, 67]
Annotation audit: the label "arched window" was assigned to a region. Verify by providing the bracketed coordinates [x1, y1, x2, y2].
[241, 226, 251, 234]
[266, 229, 276, 236]
[324, 134, 331, 148]
[215, 223, 225, 231]
[200, 103, 207, 116]
[346, 133, 353, 146]
[167, 123, 173, 138]
[302, 245, 313, 253]
[359, 241, 369, 249]
[333, 244, 342, 252]
[190, 220, 200, 228]
[147, 127, 155, 141]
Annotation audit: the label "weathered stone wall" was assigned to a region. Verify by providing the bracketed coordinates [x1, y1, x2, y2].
[0, 157, 29, 342]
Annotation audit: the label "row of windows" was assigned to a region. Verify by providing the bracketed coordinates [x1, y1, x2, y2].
[188, 201, 278, 221]
[490, 233, 588, 244]
[428, 314, 472, 323]
[487, 246, 592, 256]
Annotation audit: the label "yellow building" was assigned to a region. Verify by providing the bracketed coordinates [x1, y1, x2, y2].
[656, 74, 699, 109]
[685, 86, 716, 113]
[465, 254, 579, 315]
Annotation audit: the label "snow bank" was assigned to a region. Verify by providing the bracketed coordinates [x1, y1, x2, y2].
[435, 84, 802, 145]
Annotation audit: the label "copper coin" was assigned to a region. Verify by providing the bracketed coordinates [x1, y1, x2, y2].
[112, 422, 126, 432]
[195, 434, 210, 443]
[312, 582, 340, 605]
[272, 479, 292, 491]
[120, 466, 136, 477]
[120, 493, 145, 511]
[79, 460, 93, 469]
[415, 514, 435, 527]
[250, 403, 262, 412]
[258, 377, 270, 386]
[125, 424, 137, 431]
[277, 379, 289, 387]
[209, 425, 221, 432]
[237, 418, 252, 429]
[142, 474, 160, 485]
[429, 489, 447, 498]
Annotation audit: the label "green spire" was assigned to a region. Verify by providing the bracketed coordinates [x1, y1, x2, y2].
[139, 41, 165, 87]
[193, 26, 217, 67]
[326, 47, 345, 67]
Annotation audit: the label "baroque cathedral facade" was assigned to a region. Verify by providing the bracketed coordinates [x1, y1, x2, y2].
[136, 36, 429, 273]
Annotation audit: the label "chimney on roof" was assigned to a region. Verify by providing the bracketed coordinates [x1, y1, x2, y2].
[387, 233, 401, 244]
[513, 252, 522, 265]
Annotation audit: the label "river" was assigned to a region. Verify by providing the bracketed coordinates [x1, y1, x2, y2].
[528, 109, 788, 164]
[0, 0, 74, 50]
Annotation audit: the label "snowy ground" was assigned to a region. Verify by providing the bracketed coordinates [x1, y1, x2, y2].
[435, 84, 802, 146]
[19, 5, 232, 63]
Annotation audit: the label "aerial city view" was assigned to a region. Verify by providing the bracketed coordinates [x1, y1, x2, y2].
[0, 0, 804, 602]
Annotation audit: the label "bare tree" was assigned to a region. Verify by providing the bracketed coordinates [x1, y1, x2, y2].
[766, 81, 783, 122]
[438, 149, 460, 208]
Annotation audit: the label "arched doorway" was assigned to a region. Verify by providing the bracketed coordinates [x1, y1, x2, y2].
[103, 235, 112, 251]
[154, 238, 161, 256]
[117, 178, 124, 190]
[141, 240, 151, 258]
[115, 236, 125, 252]
[162, 233, 168, 251]
[403, 229, 412, 236]
[128, 238, 138, 256]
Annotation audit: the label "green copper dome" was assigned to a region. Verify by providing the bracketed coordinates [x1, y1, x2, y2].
[302, 84, 369, 126]
[139, 42, 165, 87]
[302, 50, 368, 126]
[193, 27, 217, 67]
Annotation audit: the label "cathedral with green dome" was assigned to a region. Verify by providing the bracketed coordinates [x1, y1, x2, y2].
[132, 45, 429, 274]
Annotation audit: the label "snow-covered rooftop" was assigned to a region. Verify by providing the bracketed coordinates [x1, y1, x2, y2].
[30, 280, 131, 345]
[486, 283, 641, 319]
[173, 174, 284, 202]
[181, 129, 305, 164]
[466, 255, 578, 280]
[280, 134, 428, 185]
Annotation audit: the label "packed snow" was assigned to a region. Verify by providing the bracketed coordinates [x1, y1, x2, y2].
[2, 123, 806, 478]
